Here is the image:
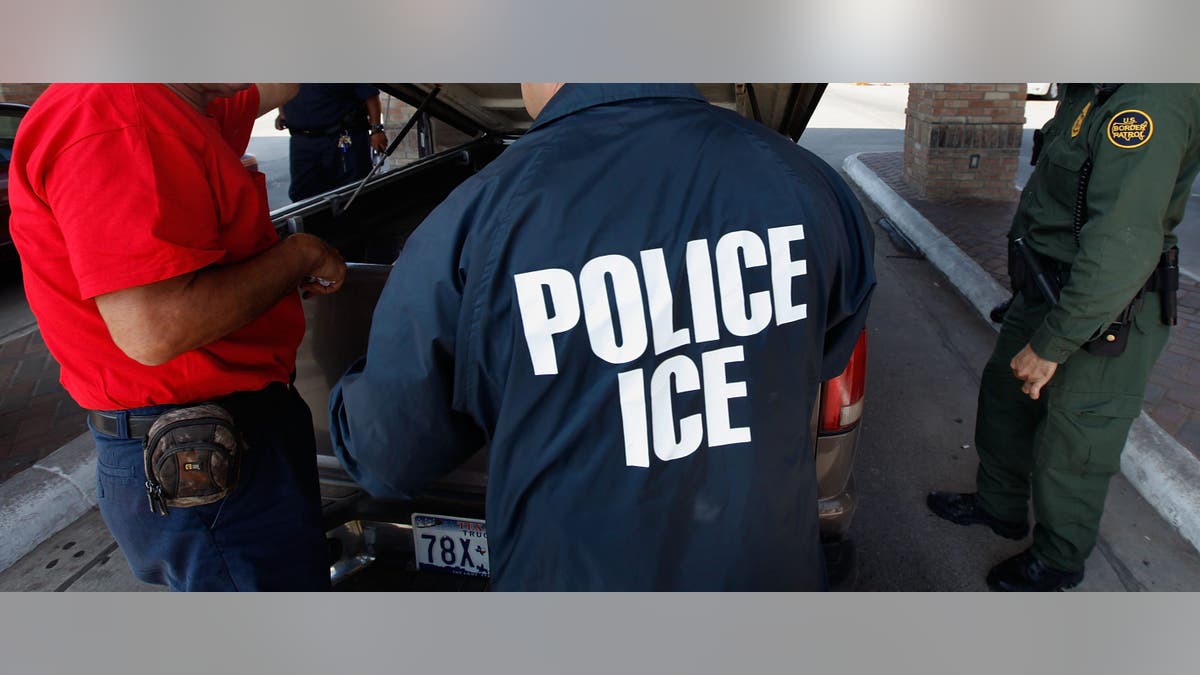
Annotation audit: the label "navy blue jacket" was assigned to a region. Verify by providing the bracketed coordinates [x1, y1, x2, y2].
[330, 84, 875, 590]
[282, 83, 378, 131]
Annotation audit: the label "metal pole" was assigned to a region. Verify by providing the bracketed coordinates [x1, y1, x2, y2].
[336, 85, 443, 216]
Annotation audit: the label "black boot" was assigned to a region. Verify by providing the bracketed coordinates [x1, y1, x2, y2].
[926, 491, 1029, 540]
[987, 550, 1084, 592]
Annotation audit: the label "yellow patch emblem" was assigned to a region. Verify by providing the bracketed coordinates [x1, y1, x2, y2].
[1071, 101, 1092, 138]
[1107, 110, 1153, 149]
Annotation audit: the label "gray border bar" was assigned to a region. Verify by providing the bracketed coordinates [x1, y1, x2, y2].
[1, 1, 1200, 80]
[2, 594, 1199, 674]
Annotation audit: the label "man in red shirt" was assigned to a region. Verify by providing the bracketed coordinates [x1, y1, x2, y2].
[9, 83, 345, 591]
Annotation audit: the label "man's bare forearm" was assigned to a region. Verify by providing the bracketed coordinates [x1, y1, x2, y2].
[96, 234, 343, 366]
[256, 83, 300, 117]
[365, 95, 383, 127]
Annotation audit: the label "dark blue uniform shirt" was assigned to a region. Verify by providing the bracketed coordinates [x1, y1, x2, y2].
[330, 84, 875, 590]
[282, 83, 378, 131]
[283, 84, 379, 201]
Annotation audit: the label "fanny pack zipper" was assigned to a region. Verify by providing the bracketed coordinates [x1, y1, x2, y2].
[143, 415, 235, 516]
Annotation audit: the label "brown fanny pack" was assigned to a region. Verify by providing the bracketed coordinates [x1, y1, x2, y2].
[143, 403, 243, 516]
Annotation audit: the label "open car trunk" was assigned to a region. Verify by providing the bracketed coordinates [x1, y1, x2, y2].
[271, 83, 847, 589]
[380, 83, 826, 141]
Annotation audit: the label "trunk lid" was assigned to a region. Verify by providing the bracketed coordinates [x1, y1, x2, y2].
[378, 83, 826, 141]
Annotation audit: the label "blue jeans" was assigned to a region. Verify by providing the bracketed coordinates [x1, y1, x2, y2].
[92, 383, 330, 591]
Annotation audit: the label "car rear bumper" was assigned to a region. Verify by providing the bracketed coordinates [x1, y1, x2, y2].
[815, 427, 860, 541]
[818, 475, 857, 541]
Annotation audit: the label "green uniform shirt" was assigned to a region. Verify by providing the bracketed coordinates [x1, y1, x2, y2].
[1012, 83, 1200, 362]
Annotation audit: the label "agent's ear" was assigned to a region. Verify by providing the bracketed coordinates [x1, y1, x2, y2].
[520, 83, 565, 119]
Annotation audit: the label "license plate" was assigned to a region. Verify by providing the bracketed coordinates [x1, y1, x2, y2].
[411, 514, 490, 577]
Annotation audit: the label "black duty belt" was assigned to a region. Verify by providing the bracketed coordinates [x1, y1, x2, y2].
[1013, 246, 1176, 304]
[288, 102, 369, 138]
[88, 410, 159, 440]
[288, 125, 368, 138]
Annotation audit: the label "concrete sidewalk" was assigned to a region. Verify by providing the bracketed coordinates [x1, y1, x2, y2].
[0, 329, 87, 483]
[0, 430, 95, 571]
[0, 323, 95, 572]
[846, 151, 1200, 554]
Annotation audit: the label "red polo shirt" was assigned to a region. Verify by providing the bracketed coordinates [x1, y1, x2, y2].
[9, 84, 305, 410]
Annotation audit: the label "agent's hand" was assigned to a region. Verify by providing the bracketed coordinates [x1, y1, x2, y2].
[370, 130, 388, 153]
[291, 233, 346, 297]
[1010, 344, 1058, 400]
[274, 114, 287, 131]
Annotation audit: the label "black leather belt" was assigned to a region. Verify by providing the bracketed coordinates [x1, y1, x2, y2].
[289, 127, 340, 138]
[88, 410, 161, 440]
[87, 382, 294, 440]
[288, 123, 369, 138]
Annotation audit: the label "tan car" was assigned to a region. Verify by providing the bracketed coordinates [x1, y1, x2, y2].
[273, 84, 868, 589]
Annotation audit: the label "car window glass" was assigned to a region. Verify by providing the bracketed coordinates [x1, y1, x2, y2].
[0, 109, 27, 168]
[0, 112, 22, 139]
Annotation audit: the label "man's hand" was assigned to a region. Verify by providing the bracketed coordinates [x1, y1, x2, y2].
[365, 93, 387, 154]
[370, 130, 388, 153]
[1010, 344, 1058, 400]
[292, 233, 347, 297]
[274, 114, 287, 131]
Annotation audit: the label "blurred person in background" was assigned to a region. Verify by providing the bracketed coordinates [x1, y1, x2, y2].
[276, 84, 388, 201]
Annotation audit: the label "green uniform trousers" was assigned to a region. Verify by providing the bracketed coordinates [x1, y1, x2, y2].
[974, 291, 1169, 572]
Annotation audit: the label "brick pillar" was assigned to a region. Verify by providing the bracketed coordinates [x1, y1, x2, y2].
[903, 83, 1026, 201]
[376, 94, 476, 171]
[376, 96, 419, 171]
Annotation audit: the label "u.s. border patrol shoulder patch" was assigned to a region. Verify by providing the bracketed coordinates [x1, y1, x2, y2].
[1107, 110, 1153, 149]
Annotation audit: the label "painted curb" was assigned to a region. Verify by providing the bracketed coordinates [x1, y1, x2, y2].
[0, 432, 96, 572]
[845, 152, 1200, 554]
[844, 154, 1008, 325]
[0, 321, 38, 345]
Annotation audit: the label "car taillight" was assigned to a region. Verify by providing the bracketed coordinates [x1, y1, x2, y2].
[819, 329, 868, 435]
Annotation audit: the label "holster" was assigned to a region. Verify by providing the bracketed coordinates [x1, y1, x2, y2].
[1007, 240, 1177, 358]
[1008, 237, 1066, 306]
[1084, 248, 1180, 355]
[1082, 298, 1141, 357]
[143, 403, 243, 516]
[1158, 247, 1180, 326]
